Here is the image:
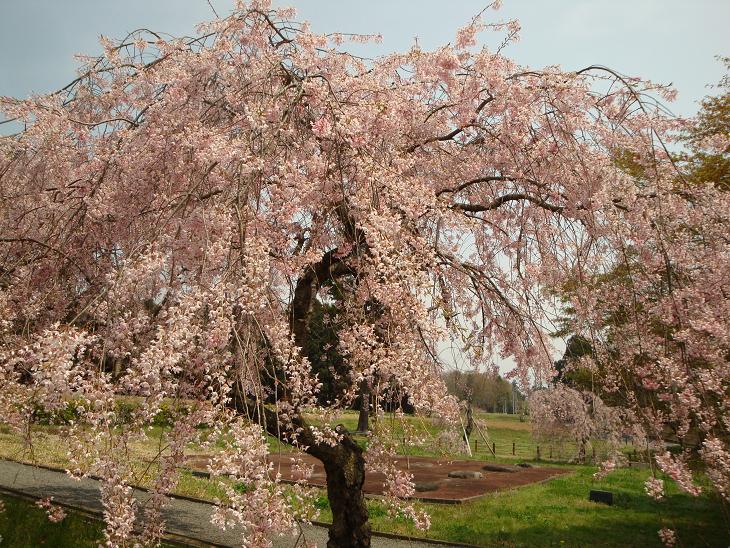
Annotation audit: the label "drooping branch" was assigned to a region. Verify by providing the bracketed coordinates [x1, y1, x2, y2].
[289, 248, 355, 349]
[436, 175, 515, 196]
[406, 123, 476, 153]
[451, 192, 564, 213]
[0, 236, 93, 283]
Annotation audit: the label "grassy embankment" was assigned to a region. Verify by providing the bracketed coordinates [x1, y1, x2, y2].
[0, 493, 185, 547]
[0, 492, 103, 547]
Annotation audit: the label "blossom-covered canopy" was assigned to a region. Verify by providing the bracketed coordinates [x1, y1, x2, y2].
[1, 1, 727, 545]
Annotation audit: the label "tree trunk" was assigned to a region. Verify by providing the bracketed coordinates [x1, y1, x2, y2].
[464, 399, 474, 438]
[578, 437, 588, 464]
[233, 392, 373, 547]
[284, 238, 372, 545]
[356, 380, 370, 433]
[312, 431, 371, 547]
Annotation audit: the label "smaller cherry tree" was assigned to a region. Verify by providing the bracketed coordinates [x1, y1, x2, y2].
[529, 384, 628, 464]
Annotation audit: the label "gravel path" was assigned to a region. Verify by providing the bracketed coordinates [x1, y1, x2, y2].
[0, 460, 455, 547]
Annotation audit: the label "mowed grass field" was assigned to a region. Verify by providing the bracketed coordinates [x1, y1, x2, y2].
[307, 410, 616, 462]
[0, 412, 728, 546]
[358, 466, 728, 547]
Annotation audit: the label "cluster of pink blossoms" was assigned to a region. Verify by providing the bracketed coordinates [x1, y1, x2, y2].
[35, 497, 67, 523]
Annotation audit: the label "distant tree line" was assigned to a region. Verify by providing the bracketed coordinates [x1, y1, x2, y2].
[444, 370, 525, 414]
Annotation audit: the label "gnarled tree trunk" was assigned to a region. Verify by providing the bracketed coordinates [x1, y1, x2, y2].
[311, 430, 371, 547]
[232, 393, 373, 546]
[277, 240, 374, 545]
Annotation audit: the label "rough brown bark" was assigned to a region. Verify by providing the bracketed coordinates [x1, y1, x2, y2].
[578, 437, 588, 464]
[314, 429, 371, 547]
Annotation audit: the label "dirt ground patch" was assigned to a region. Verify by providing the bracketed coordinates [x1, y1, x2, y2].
[183, 453, 569, 503]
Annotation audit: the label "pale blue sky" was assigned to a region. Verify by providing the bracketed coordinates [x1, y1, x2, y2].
[0, 0, 728, 118]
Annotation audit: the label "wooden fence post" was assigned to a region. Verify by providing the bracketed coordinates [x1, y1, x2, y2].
[537, 445, 541, 461]
[512, 441, 515, 456]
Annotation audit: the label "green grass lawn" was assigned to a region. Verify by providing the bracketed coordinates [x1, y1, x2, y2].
[363, 466, 729, 547]
[302, 411, 730, 546]
[0, 493, 105, 547]
[1, 412, 728, 546]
